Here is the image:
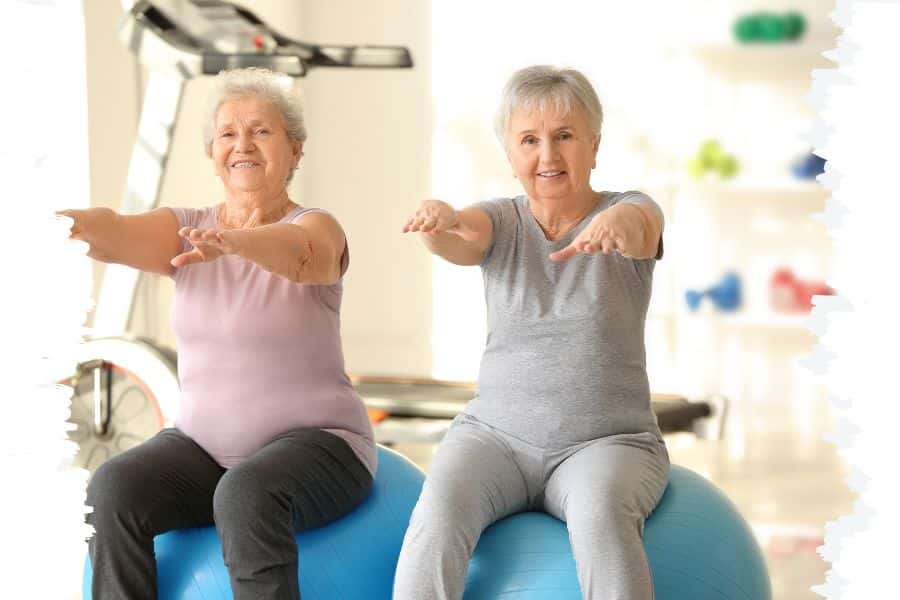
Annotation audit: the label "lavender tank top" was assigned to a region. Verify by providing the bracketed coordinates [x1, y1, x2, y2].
[169, 205, 376, 475]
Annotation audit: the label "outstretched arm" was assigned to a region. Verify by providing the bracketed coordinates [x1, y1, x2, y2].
[549, 202, 662, 262]
[172, 209, 346, 285]
[58, 207, 181, 276]
[402, 200, 493, 266]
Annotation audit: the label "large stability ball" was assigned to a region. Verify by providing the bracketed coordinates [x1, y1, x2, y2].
[83, 446, 424, 599]
[464, 465, 771, 600]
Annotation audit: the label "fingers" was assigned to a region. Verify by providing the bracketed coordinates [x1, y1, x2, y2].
[179, 227, 224, 244]
[402, 200, 461, 236]
[549, 245, 580, 262]
[403, 213, 439, 233]
[170, 249, 204, 268]
[549, 227, 626, 261]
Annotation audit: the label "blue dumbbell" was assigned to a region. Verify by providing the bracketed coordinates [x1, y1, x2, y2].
[685, 272, 742, 312]
[791, 153, 826, 179]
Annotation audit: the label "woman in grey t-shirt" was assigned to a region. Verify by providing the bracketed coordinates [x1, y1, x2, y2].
[394, 65, 670, 600]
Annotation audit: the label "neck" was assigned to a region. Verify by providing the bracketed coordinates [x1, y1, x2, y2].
[221, 188, 295, 228]
[529, 188, 600, 241]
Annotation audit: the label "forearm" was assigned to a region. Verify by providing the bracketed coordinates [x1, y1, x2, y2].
[225, 223, 334, 284]
[420, 231, 478, 265]
[418, 208, 491, 266]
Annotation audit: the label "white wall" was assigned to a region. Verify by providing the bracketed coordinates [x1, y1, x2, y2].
[82, 0, 433, 377]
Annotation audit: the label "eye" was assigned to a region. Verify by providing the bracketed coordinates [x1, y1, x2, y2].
[522, 136, 538, 145]
[220, 131, 234, 138]
[255, 128, 270, 135]
[558, 131, 573, 141]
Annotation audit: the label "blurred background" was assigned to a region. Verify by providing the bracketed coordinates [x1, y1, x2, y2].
[19, 0, 850, 598]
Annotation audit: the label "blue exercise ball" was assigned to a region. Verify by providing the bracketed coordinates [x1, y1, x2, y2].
[464, 465, 771, 600]
[83, 445, 424, 599]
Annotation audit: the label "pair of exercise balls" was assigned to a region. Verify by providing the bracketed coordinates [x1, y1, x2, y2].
[83, 446, 770, 599]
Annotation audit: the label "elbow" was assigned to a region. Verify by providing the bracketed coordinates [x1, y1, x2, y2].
[286, 245, 340, 285]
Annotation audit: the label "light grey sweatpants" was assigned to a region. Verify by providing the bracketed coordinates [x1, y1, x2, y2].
[393, 413, 670, 600]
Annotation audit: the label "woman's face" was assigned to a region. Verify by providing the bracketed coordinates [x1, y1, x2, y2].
[504, 104, 599, 203]
[212, 95, 301, 197]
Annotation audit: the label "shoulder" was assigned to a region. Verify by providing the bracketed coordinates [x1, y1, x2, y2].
[289, 207, 340, 225]
[604, 190, 664, 226]
[472, 195, 525, 226]
[168, 205, 217, 229]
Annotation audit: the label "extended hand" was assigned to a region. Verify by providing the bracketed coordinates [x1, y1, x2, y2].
[548, 210, 632, 262]
[171, 208, 260, 267]
[402, 199, 479, 241]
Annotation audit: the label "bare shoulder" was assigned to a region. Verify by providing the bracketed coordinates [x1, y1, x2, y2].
[289, 209, 346, 245]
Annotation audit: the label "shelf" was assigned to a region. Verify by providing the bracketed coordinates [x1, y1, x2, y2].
[690, 42, 834, 81]
[677, 311, 814, 333]
[684, 178, 827, 203]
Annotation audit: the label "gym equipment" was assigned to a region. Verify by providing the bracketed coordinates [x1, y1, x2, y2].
[465, 465, 771, 600]
[687, 139, 739, 180]
[791, 152, 827, 179]
[82, 445, 424, 599]
[685, 271, 742, 312]
[733, 11, 807, 44]
[65, 0, 413, 473]
[354, 376, 722, 445]
[770, 268, 835, 313]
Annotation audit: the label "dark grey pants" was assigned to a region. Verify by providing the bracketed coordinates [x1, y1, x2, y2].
[86, 427, 373, 600]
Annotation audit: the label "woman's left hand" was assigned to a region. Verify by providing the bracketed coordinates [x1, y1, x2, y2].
[548, 208, 637, 262]
[171, 208, 261, 267]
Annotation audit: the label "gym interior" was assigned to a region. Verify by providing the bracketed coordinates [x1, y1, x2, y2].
[17, 1, 851, 598]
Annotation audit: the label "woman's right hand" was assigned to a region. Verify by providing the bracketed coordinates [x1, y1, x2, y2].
[56, 208, 107, 241]
[402, 199, 478, 241]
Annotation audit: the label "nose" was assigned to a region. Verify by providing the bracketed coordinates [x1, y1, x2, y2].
[539, 139, 559, 164]
[235, 132, 255, 153]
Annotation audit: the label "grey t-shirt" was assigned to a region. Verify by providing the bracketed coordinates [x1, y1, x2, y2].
[467, 191, 664, 449]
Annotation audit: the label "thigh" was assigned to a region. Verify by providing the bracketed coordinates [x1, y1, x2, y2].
[220, 428, 373, 531]
[416, 415, 531, 528]
[543, 432, 669, 527]
[87, 427, 225, 532]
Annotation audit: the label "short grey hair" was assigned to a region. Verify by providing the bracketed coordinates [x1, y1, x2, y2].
[494, 65, 603, 145]
[202, 67, 307, 158]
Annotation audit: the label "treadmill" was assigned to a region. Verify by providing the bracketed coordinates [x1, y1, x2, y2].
[353, 376, 724, 444]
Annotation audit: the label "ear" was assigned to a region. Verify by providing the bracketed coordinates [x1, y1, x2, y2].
[592, 134, 601, 169]
[293, 141, 304, 167]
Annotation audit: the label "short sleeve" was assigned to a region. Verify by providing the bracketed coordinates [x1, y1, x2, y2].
[612, 190, 665, 260]
[169, 206, 208, 254]
[473, 197, 513, 266]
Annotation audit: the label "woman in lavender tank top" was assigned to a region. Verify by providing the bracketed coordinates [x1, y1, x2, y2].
[60, 68, 374, 600]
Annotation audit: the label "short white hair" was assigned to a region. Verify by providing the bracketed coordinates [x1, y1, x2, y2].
[202, 67, 307, 158]
[494, 65, 603, 145]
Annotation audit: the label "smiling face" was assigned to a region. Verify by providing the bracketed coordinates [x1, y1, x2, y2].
[211, 95, 302, 198]
[504, 104, 599, 204]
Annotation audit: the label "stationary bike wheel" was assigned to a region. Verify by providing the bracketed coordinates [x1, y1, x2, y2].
[63, 337, 179, 474]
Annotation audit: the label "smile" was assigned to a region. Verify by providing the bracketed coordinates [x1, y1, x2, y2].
[231, 161, 260, 168]
[538, 170, 565, 177]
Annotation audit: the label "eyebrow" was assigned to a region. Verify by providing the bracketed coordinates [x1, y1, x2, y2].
[217, 118, 273, 131]
[516, 125, 575, 136]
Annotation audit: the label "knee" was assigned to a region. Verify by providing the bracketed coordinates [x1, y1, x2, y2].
[566, 489, 641, 534]
[213, 466, 278, 528]
[86, 457, 149, 530]
[406, 479, 486, 543]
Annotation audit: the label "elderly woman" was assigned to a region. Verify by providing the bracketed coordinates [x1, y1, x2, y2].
[61, 68, 374, 600]
[395, 65, 669, 600]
